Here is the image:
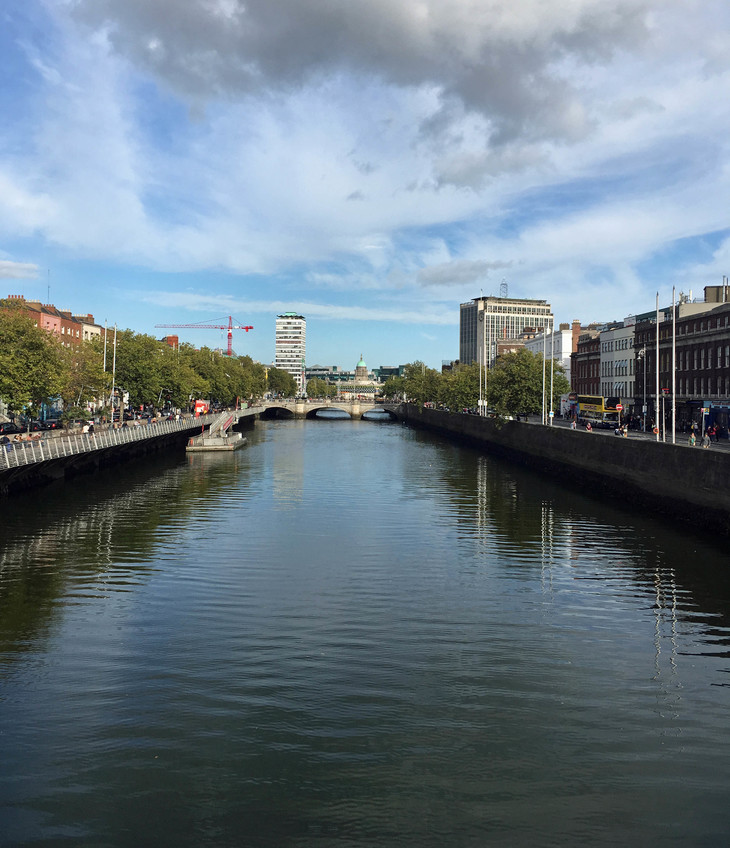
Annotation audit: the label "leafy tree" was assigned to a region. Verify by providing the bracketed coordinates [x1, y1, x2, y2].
[382, 376, 406, 399]
[487, 349, 570, 416]
[437, 363, 481, 410]
[237, 355, 267, 400]
[267, 367, 297, 397]
[402, 361, 441, 405]
[306, 377, 336, 397]
[61, 340, 106, 408]
[0, 306, 67, 413]
[112, 330, 165, 407]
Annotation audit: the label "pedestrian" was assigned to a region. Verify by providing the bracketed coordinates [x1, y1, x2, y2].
[570, 420, 576, 430]
[702, 431, 711, 449]
[688, 432, 696, 447]
[585, 421, 592, 432]
[88, 421, 95, 436]
[708, 424, 716, 443]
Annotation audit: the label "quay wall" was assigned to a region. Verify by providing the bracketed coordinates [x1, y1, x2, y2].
[0, 409, 261, 497]
[397, 404, 730, 537]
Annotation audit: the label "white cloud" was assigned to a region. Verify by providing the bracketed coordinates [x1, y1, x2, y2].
[138, 289, 457, 325]
[0, 260, 39, 279]
[1, 0, 729, 339]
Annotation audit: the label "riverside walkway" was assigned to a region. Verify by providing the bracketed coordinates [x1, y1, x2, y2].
[0, 415, 217, 471]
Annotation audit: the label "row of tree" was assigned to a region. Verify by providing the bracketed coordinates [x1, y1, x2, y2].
[381, 352, 570, 415]
[0, 304, 298, 421]
[1, 301, 569, 421]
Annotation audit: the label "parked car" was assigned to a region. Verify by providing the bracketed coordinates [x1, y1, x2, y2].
[0, 422, 21, 435]
[41, 419, 62, 430]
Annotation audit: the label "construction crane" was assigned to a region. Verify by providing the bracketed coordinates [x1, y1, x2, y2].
[155, 316, 253, 356]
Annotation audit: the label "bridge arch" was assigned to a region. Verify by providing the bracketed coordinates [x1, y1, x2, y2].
[259, 405, 296, 420]
[362, 407, 399, 421]
[305, 405, 353, 420]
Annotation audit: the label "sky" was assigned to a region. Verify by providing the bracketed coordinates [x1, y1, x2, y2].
[1, 0, 730, 370]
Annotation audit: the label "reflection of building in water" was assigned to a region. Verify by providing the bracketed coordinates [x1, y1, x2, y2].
[272, 426, 305, 507]
[653, 566, 680, 692]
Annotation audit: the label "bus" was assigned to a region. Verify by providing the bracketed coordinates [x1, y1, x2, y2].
[577, 395, 620, 429]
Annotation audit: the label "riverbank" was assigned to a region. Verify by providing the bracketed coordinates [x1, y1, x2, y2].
[396, 403, 730, 536]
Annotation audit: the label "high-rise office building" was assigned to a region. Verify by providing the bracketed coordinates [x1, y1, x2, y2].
[460, 295, 553, 368]
[275, 312, 306, 395]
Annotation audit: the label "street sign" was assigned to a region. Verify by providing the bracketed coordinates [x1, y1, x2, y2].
[616, 404, 623, 411]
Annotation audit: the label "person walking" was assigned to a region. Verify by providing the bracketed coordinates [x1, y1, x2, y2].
[702, 431, 711, 449]
[688, 432, 696, 447]
[585, 421, 592, 432]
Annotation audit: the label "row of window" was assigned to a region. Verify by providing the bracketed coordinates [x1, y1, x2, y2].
[601, 337, 633, 352]
[601, 360, 634, 377]
[657, 346, 730, 371]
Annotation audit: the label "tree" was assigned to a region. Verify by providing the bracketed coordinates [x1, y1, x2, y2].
[487, 349, 570, 416]
[402, 361, 441, 404]
[437, 363, 481, 411]
[61, 340, 106, 409]
[382, 375, 405, 399]
[306, 377, 336, 398]
[267, 367, 297, 397]
[0, 306, 67, 413]
[112, 330, 165, 407]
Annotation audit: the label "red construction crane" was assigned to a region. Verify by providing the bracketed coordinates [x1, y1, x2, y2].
[155, 316, 253, 356]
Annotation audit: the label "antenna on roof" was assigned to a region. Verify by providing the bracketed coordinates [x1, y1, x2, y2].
[500, 278, 508, 299]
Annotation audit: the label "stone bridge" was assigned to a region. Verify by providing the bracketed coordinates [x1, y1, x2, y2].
[247, 398, 398, 420]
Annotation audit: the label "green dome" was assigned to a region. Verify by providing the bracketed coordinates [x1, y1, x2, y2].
[357, 356, 367, 368]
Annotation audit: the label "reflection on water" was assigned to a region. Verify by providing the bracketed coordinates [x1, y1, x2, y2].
[1, 419, 730, 847]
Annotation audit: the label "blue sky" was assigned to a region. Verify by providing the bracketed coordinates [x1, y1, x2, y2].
[2, 0, 729, 370]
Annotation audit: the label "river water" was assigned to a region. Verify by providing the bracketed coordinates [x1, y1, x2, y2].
[1, 417, 730, 847]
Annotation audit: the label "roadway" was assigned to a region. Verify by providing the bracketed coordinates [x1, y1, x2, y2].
[517, 413, 730, 450]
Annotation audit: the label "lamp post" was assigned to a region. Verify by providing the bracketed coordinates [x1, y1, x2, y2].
[637, 345, 647, 432]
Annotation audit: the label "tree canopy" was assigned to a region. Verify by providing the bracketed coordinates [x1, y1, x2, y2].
[487, 349, 570, 415]
[380, 352, 570, 415]
[267, 367, 298, 397]
[0, 309, 271, 416]
[306, 377, 337, 397]
[0, 307, 66, 413]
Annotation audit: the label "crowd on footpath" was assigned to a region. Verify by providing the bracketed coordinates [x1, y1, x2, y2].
[1, 411, 194, 453]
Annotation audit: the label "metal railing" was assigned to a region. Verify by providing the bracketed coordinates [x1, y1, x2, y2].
[0, 415, 216, 471]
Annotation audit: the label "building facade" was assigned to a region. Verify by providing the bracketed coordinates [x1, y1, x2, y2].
[275, 312, 306, 395]
[571, 330, 601, 395]
[2, 295, 102, 348]
[599, 323, 635, 404]
[524, 324, 576, 385]
[635, 299, 730, 432]
[460, 295, 554, 368]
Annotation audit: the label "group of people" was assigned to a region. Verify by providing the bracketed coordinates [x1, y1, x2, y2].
[688, 429, 713, 448]
[0, 432, 43, 448]
[686, 421, 718, 448]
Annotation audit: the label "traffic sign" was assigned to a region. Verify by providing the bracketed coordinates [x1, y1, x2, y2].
[616, 404, 623, 411]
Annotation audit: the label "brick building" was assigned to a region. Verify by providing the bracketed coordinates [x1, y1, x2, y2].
[570, 329, 601, 395]
[2, 295, 102, 347]
[635, 292, 730, 432]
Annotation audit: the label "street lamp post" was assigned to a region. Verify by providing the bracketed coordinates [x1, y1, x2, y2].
[637, 345, 647, 432]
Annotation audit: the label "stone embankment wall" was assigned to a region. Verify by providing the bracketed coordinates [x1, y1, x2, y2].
[397, 404, 730, 537]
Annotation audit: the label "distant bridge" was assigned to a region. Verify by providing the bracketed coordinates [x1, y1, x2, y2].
[244, 398, 399, 420]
